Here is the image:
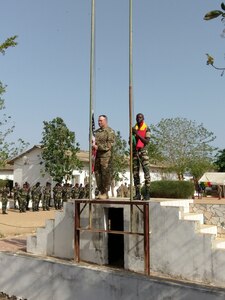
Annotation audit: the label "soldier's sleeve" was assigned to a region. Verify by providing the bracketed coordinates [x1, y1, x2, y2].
[108, 128, 115, 147]
[146, 126, 151, 139]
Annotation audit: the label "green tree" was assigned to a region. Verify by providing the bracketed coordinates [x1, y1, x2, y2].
[151, 117, 216, 180]
[189, 157, 214, 181]
[204, 3, 225, 75]
[214, 149, 225, 171]
[40, 117, 81, 182]
[111, 131, 129, 182]
[0, 36, 28, 165]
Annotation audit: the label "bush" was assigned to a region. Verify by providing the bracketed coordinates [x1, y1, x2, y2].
[142, 180, 194, 199]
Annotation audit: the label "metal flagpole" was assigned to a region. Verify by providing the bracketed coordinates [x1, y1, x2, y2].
[129, 0, 133, 202]
[89, 0, 95, 200]
[129, 0, 134, 233]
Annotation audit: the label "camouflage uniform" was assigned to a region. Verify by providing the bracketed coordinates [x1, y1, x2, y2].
[1, 186, 10, 214]
[133, 121, 151, 200]
[42, 182, 51, 211]
[53, 183, 62, 209]
[94, 126, 115, 198]
[71, 183, 80, 199]
[19, 185, 30, 212]
[12, 183, 20, 209]
[78, 185, 85, 199]
[31, 183, 42, 211]
[62, 184, 71, 203]
[123, 183, 129, 198]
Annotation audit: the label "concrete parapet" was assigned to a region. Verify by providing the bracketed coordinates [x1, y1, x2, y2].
[1, 252, 225, 300]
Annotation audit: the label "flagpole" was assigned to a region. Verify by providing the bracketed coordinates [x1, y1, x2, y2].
[129, 0, 133, 201]
[89, 0, 95, 200]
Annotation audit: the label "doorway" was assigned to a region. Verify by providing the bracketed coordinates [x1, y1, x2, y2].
[108, 208, 124, 268]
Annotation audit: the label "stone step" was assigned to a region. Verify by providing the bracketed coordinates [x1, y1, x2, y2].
[199, 224, 217, 235]
[160, 199, 193, 213]
[212, 238, 225, 250]
[182, 212, 204, 224]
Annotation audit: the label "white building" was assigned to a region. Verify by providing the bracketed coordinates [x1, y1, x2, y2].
[8, 145, 176, 195]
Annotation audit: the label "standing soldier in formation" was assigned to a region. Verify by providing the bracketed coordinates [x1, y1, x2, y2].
[62, 183, 71, 203]
[71, 183, 80, 199]
[19, 183, 30, 212]
[24, 182, 31, 210]
[93, 114, 115, 199]
[42, 182, 51, 211]
[132, 113, 151, 200]
[53, 183, 62, 210]
[12, 182, 20, 209]
[123, 183, 129, 198]
[1, 184, 10, 214]
[31, 182, 42, 211]
[78, 183, 85, 199]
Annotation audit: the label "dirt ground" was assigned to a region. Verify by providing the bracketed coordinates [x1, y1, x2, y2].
[0, 208, 57, 252]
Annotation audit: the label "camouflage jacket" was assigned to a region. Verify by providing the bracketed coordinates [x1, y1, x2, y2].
[95, 126, 115, 158]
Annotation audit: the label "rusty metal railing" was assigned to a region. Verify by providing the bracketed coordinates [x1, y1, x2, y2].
[74, 199, 150, 275]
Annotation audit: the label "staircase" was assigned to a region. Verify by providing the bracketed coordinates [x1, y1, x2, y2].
[160, 199, 225, 249]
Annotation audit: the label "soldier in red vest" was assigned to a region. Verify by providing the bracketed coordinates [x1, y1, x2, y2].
[132, 113, 151, 200]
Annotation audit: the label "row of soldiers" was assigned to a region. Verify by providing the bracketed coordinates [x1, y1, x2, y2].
[0, 181, 91, 214]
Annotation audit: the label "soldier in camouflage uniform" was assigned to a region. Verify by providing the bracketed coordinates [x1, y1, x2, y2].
[62, 183, 71, 203]
[12, 182, 20, 209]
[42, 182, 51, 211]
[71, 183, 80, 199]
[53, 183, 62, 209]
[93, 115, 115, 199]
[132, 113, 151, 200]
[1, 184, 10, 214]
[78, 183, 85, 199]
[31, 182, 42, 211]
[19, 183, 30, 212]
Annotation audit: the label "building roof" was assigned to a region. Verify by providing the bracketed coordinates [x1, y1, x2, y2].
[7, 145, 165, 170]
[8, 145, 42, 164]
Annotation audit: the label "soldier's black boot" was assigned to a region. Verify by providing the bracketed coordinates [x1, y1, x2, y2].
[133, 187, 141, 200]
[143, 186, 150, 200]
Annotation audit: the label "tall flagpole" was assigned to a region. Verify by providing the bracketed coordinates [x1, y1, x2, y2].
[129, 0, 133, 201]
[89, 0, 95, 200]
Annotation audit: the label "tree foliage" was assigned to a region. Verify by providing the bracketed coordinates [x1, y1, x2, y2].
[204, 3, 225, 75]
[0, 36, 28, 165]
[111, 131, 129, 183]
[0, 36, 18, 55]
[40, 117, 81, 182]
[214, 148, 225, 171]
[150, 117, 216, 180]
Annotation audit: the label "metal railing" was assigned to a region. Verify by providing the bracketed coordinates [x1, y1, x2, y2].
[74, 199, 150, 275]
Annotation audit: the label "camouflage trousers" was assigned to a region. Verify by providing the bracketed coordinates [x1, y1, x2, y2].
[32, 196, 40, 211]
[54, 197, 62, 209]
[42, 196, 50, 210]
[94, 156, 112, 194]
[19, 197, 27, 212]
[133, 148, 151, 188]
[1, 197, 8, 213]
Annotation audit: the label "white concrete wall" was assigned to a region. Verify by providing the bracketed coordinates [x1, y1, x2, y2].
[0, 252, 225, 300]
[27, 200, 225, 288]
[13, 147, 51, 186]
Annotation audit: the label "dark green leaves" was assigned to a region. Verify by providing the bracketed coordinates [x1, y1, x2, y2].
[0, 36, 18, 55]
[204, 10, 223, 20]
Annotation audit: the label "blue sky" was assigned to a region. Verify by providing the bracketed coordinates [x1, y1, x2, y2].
[0, 0, 225, 151]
